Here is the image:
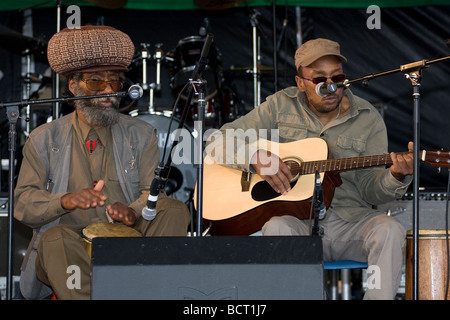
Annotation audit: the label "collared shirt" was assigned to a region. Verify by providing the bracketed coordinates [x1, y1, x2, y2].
[60, 114, 128, 229]
[207, 87, 411, 222]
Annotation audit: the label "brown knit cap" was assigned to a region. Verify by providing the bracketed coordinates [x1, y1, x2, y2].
[47, 25, 135, 76]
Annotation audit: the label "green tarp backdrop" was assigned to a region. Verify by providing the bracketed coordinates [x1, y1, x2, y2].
[1, 0, 450, 11]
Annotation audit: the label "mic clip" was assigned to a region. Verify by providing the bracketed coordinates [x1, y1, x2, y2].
[141, 164, 170, 221]
[313, 171, 326, 220]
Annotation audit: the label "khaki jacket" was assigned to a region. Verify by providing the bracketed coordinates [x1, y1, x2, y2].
[14, 112, 158, 299]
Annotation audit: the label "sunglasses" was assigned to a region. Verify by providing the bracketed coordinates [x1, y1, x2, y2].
[300, 74, 346, 85]
[81, 79, 123, 92]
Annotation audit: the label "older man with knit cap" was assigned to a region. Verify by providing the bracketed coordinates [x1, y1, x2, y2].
[14, 25, 191, 300]
[207, 38, 414, 299]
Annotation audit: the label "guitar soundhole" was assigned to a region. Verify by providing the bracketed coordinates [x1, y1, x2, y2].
[251, 159, 300, 202]
[251, 180, 298, 201]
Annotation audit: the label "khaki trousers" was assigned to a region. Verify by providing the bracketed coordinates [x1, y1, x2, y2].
[262, 211, 406, 300]
[35, 197, 191, 300]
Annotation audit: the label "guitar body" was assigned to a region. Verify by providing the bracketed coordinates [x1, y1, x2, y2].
[206, 171, 342, 236]
[196, 138, 333, 235]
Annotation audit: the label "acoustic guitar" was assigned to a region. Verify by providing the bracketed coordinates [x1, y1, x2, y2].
[195, 138, 449, 236]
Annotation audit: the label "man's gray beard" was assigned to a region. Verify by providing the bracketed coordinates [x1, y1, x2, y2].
[73, 87, 121, 127]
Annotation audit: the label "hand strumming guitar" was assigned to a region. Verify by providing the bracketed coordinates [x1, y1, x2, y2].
[250, 149, 294, 195]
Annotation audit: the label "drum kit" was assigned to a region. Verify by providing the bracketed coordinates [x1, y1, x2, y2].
[128, 34, 236, 128]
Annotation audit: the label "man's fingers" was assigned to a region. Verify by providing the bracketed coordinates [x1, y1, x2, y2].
[266, 173, 291, 195]
[94, 179, 105, 191]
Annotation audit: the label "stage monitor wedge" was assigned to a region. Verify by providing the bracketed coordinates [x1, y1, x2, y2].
[91, 236, 324, 300]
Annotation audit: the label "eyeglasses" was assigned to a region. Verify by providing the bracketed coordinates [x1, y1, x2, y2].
[300, 74, 346, 85]
[81, 79, 123, 92]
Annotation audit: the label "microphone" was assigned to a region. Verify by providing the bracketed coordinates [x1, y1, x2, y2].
[314, 170, 326, 219]
[142, 165, 165, 221]
[276, 19, 288, 51]
[199, 18, 210, 37]
[127, 84, 143, 100]
[200, 33, 214, 61]
[315, 82, 338, 97]
[189, 33, 214, 83]
[315, 81, 349, 98]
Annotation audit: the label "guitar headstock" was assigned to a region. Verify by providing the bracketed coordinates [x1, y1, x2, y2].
[422, 150, 450, 168]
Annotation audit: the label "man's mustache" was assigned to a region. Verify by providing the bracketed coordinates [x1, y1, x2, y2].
[94, 96, 120, 107]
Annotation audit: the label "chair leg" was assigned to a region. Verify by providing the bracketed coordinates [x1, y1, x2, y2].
[341, 269, 351, 300]
[329, 270, 338, 300]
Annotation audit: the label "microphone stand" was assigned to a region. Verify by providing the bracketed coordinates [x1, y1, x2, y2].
[53, 0, 62, 120]
[344, 55, 450, 300]
[0, 92, 131, 108]
[194, 81, 207, 236]
[0, 90, 137, 299]
[3, 105, 19, 300]
[153, 34, 214, 237]
[311, 170, 324, 237]
[249, 11, 262, 108]
[311, 186, 321, 236]
[18, 0, 62, 120]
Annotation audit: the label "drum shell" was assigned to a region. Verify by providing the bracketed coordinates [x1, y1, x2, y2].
[405, 229, 449, 300]
[170, 36, 222, 101]
[82, 222, 141, 258]
[174, 35, 219, 70]
[134, 113, 196, 204]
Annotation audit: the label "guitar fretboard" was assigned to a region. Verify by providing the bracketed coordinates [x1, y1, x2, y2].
[288, 154, 397, 176]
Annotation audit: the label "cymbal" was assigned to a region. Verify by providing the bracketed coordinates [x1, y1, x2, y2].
[0, 24, 47, 60]
[86, 0, 127, 9]
[194, 0, 246, 10]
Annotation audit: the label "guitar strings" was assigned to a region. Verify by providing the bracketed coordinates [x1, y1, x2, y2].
[284, 153, 397, 175]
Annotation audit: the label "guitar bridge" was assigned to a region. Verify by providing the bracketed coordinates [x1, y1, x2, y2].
[241, 171, 251, 192]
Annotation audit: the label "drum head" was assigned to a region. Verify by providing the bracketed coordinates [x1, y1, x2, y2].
[136, 113, 197, 204]
[82, 222, 141, 242]
[176, 35, 214, 68]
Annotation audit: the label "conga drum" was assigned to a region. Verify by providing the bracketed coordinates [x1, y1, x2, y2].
[405, 229, 449, 300]
[81, 222, 141, 258]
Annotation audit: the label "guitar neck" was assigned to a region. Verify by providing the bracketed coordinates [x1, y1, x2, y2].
[295, 153, 403, 176]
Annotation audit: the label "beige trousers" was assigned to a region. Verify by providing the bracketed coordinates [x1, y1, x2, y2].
[36, 197, 191, 300]
[262, 211, 406, 300]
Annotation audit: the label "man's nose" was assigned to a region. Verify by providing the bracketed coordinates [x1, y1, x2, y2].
[100, 81, 116, 94]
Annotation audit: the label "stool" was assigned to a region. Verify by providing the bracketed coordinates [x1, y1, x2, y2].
[324, 260, 368, 300]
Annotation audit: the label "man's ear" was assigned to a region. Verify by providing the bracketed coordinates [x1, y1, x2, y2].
[295, 75, 306, 93]
[68, 78, 78, 95]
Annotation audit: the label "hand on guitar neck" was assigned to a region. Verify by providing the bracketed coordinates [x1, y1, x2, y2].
[250, 149, 294, 195]
[389, 141, 414, 182]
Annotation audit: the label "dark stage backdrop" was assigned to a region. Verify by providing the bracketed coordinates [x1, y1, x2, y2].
[1, 4, 449, 192]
